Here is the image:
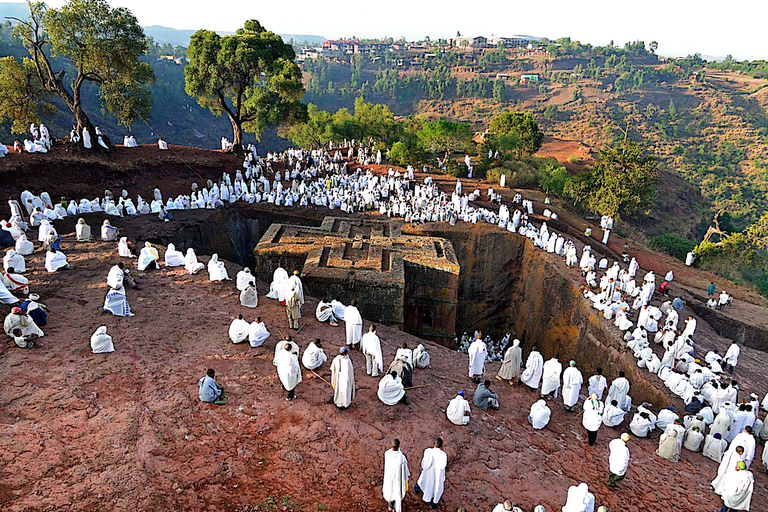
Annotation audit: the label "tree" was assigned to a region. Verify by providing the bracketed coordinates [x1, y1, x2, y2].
[185, 20, 306, 151]
[492, 79, 506, 103]
[0, 56, 47, 134]
[280, 103, 334, 148]
[488, 112, 544, 158]
[649, 41, 658, 54]
[416, 118, 472, 157]
[564, 139, 659, 218]
[8, 0, 154, 144]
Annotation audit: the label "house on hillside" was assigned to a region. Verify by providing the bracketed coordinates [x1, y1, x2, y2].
[450, 36, 488, 49]
[520, 73, 540, 84]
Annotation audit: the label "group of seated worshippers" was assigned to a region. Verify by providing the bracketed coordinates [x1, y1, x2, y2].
[236, 267, 258, 308]
[316, 298, 346, 327]
[123, 135, 138, 147]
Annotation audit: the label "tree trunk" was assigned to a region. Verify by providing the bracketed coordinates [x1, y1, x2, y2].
[72, 94, 97, 150]
[231, 118, 243, 153]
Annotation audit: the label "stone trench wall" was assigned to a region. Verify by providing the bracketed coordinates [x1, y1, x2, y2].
[406, 223, 671, 406]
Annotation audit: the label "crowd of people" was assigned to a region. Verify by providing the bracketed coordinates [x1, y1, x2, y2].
[2, 136, 765, 512]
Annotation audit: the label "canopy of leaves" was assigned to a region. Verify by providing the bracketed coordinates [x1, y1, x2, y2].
[488, 112, 543, 157]
[184, 20, 306, 142]
[12, 0, 154, 127]
[416, 118, 472, 155]
[0, 56, 48, 133]
[564, 140, 659, 218]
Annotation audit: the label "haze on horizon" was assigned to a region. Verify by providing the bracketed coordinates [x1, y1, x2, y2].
[34, 0, 768, 61]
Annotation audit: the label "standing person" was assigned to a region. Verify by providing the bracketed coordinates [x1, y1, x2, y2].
[285, 286, 302, 331]
[275, 343, 302, 401]
[724, 342, 740, 373]
[416, 438, 447, 509]
[344, 300, 363, 350]
[588, 367, 607, 400]
[382, 439, 410, 512]
[607, 372, 631, 410]
[467, 333, 487, 383]
[583, 394, 604, 446]
[521, 346, 544, 391]
[362, 324, 384, 377]
[541, 355, 563, 399]
[496, 338, 522, 385]
[718, 461, 753, 512]
[562, 360, 584, 412]
[331, 347, 355, 409]
[607, 434, 630, 489]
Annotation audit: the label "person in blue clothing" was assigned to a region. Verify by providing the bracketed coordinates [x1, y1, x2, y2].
[19, 293, 47, 328]
[198, 368, 226, 404]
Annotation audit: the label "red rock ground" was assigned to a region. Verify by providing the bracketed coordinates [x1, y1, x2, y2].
[1, 147, 767, 512]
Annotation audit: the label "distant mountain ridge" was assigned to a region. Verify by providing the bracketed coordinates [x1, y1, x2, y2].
[0, 3, 325, 47]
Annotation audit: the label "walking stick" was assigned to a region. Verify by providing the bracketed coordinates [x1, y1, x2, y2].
[404, 384, 430, 390]
[311, 369, 333, 388]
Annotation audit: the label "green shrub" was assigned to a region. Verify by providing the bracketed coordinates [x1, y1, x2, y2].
[649, 233, 696, 261]
[388, 141, 412, 166]
[539, 160, 569, 197]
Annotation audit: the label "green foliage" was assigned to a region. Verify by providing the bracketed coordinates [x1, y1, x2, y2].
[185, 20, 306, 147]
[564, 139, 659, 218]
[388, 141, 412, 166]
[0, 56, 44, 133]
[539, 159, 569, 197]
[9, 0, 154, 131]
[488, 112, 544, 158]
[649, 233, 696, 261]
[416, 118, 472, 155]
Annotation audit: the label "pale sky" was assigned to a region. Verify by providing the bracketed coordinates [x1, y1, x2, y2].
[42, 0, 768, 60]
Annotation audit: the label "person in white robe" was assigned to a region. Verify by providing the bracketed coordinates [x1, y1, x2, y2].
[235, 268, 254, 291]
[44, 248, 68, 272]
[103, 284, 133, 317]
[164, 244, 185, 267]
[330, 347, 355, 409]
[602, 399, 626, 427]
[378, 371, 407, 406]
[446, 390, 470, 425]
[288, 270, 305, 307]
[1, 268, 28, 295]
[382, 439, 410, 512]
[521, 347, 544, 390]
[157, 138, 168, 150]
[712, 446, 744, 495]
[720, 461, 753, 512]
[562, 483, 595, 512]
[302, 339, 327, 370]
[184, 248, 205, 274]
[266, 267, 289, 301]
[723, 342, 740, 372]
[540, 356, 562, 398]
[582, 394, 604, 446]
[361, 325, 384, 377]
[275, 344, 302, 400]
[413, 344, 430, 368]
[467, 333, 487, 382]
[497, 338, 522, 383]
[240, 282, 258, 308]
[15, 234, 34, 256]
[315, 300, 339, 326]
[608, 434, 631, 488]
[344, 300, 363, 348]
[703, 432, 728, 463]
[272, 339, 299, 366]
[3, 249, 25, 273]
[90, 326, 115, 354]
[656, 428, 681, 462]
[416, 438, 447, 507]
[562, 360, 584, 411]
[75, 218, 91, 241]
[207, 254, 230, 281]
[528, 399, 551, 429]
[588, 368, 607, 400]
[4, 307, 44, 338]
[229, 314, 250, 343]
[117, 237, 135, 258]
[331, 299, 347, 321]
[137, 242, 159, 271]
[629, 410, 654, 437]
[607, 373, 630, 410]
[248, 316, 270, 347]
[101, 220, 118, 241]
[729, 429, 756, 469]
[683, 425, 704, 452]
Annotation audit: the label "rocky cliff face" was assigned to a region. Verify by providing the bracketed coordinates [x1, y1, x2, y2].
[407, 223, 671, 405]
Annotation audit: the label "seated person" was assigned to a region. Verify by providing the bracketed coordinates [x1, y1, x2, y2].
[198, 368, 225, 404]
[528, 400, 551, 429]
[10, 327, 38, 348]
[473, 380, 500, 411]
[315, 299, 339, 326]
[446, 390, 471, 425]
